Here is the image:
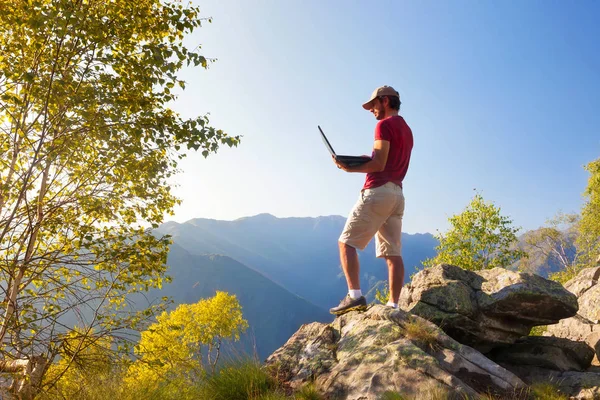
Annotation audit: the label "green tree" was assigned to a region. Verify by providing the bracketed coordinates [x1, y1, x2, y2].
[576, 158, 600, 267]
[0, 1, 239, 397]
[124, 292, 248, 399]
[424, 193, 526, 271]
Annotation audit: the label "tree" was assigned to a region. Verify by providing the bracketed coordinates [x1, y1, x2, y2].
[40, 329, 124, 400]
[518, 212, 580, 277]
[124, 292, 248, 399]
[0, 1, 239, 397]
[424, 193, 526, 271]
[576, 158, 600, 267]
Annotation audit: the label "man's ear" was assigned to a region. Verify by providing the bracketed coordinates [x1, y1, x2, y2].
[382, 96, 390, 108]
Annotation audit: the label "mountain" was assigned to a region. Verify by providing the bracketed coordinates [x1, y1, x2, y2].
[157, 214, 438, 310]
[148, 244, 332, 361]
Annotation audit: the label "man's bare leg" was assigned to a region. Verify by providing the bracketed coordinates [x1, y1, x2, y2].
[385, 256, 405, 303]
[339, 241, 360, 290]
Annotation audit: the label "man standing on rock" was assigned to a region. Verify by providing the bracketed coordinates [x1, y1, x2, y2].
[330, 85, 414, 316]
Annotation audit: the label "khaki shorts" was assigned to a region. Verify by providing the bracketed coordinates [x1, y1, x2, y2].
[339, 182, 405, 257]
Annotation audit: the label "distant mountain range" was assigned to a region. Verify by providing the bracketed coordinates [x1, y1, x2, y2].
[157, 214, 439, 310]
[149, 214, 582, 360]
[147, 244, 331, 360]
[151, 214, 439, 359]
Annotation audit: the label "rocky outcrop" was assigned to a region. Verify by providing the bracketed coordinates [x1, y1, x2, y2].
[399, 264, 578, 351]
[498, 364, 600, 399]
[265, 305, 525, 399]
[487, 336, 595, 372]
[546, 266, 600, 365]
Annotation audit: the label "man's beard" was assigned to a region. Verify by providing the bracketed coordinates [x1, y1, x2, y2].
[375, 109, 386, 120]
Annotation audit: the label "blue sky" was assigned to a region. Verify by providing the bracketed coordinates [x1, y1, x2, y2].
[168, 0, 600, 234]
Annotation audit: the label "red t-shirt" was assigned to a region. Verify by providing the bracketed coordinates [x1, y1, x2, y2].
[363, 115, 413, 190]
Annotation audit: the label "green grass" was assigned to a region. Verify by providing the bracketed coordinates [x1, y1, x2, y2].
[400, 317, 440, 352]
[529, 382, 568, 400]
[199, 359, 278, 400]
[294, 383, 324, 400]
[529, 325, 548, 336]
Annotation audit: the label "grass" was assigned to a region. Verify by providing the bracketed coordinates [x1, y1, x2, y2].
[199, 358, 278, 400]
[294, 383, 324, 400]
[528, 382, 568, 400]
[400, 316, 440, 352]
[529, 325, 548, 336]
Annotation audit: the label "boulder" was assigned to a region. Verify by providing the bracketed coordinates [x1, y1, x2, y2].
[265, 305, 525, 399]
[499, 364, 600, 399]
[487, 336, 594, 372]
[546, 267, 600, 364]
[399, 264, 578, 351]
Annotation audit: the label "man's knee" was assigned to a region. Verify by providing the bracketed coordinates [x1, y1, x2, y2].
[338, 241, 356, 252]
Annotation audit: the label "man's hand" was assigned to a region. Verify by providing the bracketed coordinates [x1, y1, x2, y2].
[332, 156, 351, 172]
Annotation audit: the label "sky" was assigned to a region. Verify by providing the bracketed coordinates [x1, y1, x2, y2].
[167, 0, 600, 235]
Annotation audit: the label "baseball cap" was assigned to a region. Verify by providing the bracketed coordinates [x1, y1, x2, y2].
[362, 85, 400, 110]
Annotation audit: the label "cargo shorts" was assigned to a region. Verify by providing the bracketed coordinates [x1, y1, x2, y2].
[339, 182, 405, 257]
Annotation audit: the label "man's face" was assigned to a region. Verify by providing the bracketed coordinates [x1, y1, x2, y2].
[369, 97, 387, 120]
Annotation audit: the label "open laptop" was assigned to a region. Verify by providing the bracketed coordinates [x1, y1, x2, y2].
[318, 126, 371, 167]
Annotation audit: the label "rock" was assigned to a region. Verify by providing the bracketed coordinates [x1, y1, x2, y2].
[487, 336, 594, 372]
[565, 267, 600, 323]
[546, 267, 600, 364]
[265, 305, 525, 399]
[399, 264, 578, 351]
[499, 364, 600, 399]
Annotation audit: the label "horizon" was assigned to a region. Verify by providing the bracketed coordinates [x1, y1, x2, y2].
[166, 1, 600, 236]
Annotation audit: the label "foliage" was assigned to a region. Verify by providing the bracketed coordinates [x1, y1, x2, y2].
[400, 317, 440, 353]
[576, 158, 600, 267]
[375, 283, 389, 305]
[529, 382, 568, 400]
[294, 383, 324, 400]
[198, 358, 277, 400]
[424, 193, 526, 271]
[125, 292, 248, 397]
[528, 325, 548, 337]
[518, 213, 580, 276]
[40, 329, 124, 400]
[0, 0, 239, 396]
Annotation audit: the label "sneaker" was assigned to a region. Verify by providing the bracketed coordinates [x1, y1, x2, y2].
[329, 295, 367, 316]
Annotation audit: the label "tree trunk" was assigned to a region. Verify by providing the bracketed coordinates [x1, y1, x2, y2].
[0, 356, 47, 400]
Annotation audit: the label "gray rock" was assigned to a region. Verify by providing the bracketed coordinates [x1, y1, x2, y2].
[488, 336, 594, 372]
[546, 266, 600, 364]
[499, 363, 600, 399]
[399, 264, 578, 351]
[265, 305, 525, 399]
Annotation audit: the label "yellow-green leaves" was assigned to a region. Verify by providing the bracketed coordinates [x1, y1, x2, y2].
[0, 0, 239, 397]
[577, 158, 600, 267]
[424, 193, 526, 271]
[125, 292, 248, 396]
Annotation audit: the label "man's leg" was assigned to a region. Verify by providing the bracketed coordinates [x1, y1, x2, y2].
[375, 185, 405, 307]
[339, 241, 360, 290]
[330, 241, 366, 315]
[385, 256, 405, 303]
[332, 188, 394, 315]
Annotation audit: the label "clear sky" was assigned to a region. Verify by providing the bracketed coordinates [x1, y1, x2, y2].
[167, 0, 600, 235]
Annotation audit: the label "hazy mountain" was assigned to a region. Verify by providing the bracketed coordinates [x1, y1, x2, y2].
[148, 244, 332, 361]
[157, 214, 438, 309]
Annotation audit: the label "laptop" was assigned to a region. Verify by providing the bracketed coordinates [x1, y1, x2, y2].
[318, 126, 371, 167]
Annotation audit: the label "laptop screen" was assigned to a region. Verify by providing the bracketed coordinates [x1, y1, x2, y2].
[318, 126, 336, 157]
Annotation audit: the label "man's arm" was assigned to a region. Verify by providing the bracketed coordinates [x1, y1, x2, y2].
[334, 140, 390, 173]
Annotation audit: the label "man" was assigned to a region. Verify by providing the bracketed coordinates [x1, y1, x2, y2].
[330, 85, 414, 316]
